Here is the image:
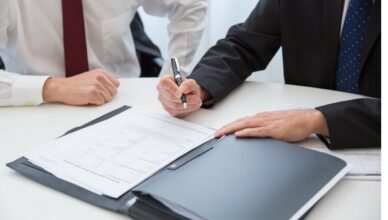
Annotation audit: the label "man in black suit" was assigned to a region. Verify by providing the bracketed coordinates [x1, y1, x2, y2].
[157, 0, 380, 149]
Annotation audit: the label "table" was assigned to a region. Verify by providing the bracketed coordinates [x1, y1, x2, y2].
[0, 78, 380, 220]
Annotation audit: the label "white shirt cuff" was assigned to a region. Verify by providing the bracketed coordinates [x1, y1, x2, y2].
[12, 75, 50, 106]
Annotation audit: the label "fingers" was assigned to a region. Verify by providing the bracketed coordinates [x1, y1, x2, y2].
[215, 117, 267, 138]
[83, 70, 118, 105]
[88, 69, 119, 104]
[95, 69, 120, 97]
[158, 93, 202, 117]
[159, 94, 202, 110]
[214, 109, 317, 142]
[94, 82, 112, 102]
[85, 82, 111, 105]
[96, 69, 120, 87]
[180, 79, 200, 95]
[234, 127, 271, 138]
[96, 74, 118, 97]
[159, 89, 202, 105]
[89, 92, 106, 106]
[157, 76, 202, 117]
[158, 75, 181, 98]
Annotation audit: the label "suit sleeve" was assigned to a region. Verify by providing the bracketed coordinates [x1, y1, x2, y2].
[316, 98, 381, 149]
[189, 0, 281, 105]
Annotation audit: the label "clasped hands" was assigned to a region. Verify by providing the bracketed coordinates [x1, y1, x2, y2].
[157, 76, 329, 142]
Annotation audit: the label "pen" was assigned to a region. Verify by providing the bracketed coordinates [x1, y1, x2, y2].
[171, 57, 187, 109]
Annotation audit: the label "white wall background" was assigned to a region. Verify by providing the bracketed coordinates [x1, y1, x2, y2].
[139, 0, 284, 83]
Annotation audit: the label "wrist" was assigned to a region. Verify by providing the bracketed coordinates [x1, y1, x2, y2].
[199, 87, 211, 102]
[42, 77, 63, 103]
[310, 109, 329, 137]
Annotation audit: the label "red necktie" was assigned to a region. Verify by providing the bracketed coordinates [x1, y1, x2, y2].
[62, 0, 89, 77]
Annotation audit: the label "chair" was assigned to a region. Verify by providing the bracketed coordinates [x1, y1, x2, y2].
[0, 57, 4, 70]
[131, 12, 164, 77]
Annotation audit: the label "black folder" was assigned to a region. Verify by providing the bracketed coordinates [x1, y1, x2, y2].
[7, 106, 349, 220]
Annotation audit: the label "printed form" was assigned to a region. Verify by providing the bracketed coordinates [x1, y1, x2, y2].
[26, 107, 215, 198]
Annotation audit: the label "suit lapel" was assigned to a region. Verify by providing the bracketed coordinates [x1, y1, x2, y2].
[359, 0, 380, 73]
[323, 0, 344, 89]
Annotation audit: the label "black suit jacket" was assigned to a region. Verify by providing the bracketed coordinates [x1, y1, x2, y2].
[189, 0, 381, 149]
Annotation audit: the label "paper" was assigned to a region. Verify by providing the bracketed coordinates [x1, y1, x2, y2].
[26, 107, 215, 198]
[299, 135, 381, 180]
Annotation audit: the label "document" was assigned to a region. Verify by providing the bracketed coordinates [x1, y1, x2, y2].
[26, 107, 215, 198]
[299, 135, 381, 180]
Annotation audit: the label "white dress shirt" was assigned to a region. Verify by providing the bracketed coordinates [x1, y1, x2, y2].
[0, 0, 207, 106]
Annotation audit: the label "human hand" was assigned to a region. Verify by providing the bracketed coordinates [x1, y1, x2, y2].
[156, 75, 209, 118]
[215, 109, 329, 142]
[42, 69, 120, 106]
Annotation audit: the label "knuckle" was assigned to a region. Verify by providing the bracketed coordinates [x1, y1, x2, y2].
[160, 76, 171, 85]
[93, 81, 102, 88]
[156, 83, 166, 93]
[89, 88, 99, 97]
[158, 95, 170, 104]
[96, 74, 105, 82]
[243, 120, 252, 127]
[185, 79, 195, 85]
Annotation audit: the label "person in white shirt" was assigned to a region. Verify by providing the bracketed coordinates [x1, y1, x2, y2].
[0, 0, 207, 106]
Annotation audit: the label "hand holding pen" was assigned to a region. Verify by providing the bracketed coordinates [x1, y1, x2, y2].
[156, 58, 206, 118]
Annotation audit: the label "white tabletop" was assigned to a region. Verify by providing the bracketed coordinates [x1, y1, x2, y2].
[0, 78, 380, 220]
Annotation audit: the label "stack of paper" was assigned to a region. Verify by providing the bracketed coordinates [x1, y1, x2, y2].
[26, 107, 215, 198]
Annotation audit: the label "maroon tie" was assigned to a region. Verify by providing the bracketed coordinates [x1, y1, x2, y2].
[62, 0, 89, 77]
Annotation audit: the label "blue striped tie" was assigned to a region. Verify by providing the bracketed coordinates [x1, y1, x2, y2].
[335, 0, 373, 93]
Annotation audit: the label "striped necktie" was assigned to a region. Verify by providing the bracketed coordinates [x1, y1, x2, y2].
[335, 0, 373, 93]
